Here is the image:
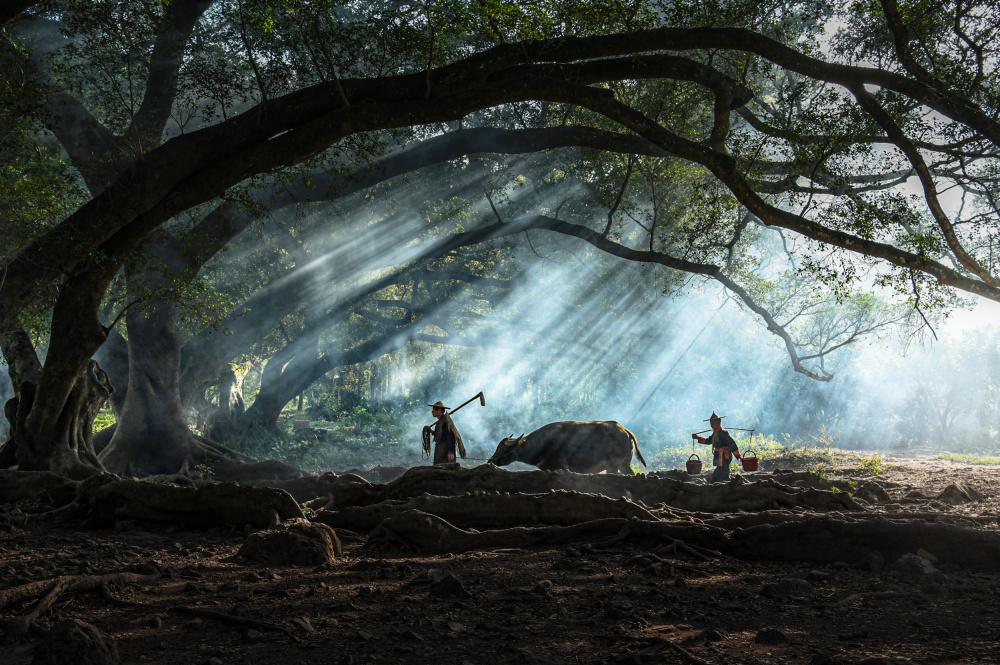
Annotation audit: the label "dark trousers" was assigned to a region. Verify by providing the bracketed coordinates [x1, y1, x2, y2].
[711, 462, 731, 483]
[433, 441, 454, 464]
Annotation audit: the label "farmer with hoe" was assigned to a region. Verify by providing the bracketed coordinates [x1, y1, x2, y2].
[426, 401, 467, 465]
[693, 411, 742, 482]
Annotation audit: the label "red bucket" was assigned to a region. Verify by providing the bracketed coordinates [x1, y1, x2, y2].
[686, 454, 702, 474]
[741, 450, 758, 472]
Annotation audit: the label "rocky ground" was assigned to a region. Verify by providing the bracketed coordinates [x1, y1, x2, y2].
[1, 456, 999, 665]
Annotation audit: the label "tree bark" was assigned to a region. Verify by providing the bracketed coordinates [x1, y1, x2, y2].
[99, 295, 206, 475]
[98, 235, 255, 476]
[92, 328, 129, 418]
[12, 362, 113, 478]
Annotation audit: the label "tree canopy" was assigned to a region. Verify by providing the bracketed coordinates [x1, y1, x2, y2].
[1, 0, 999, 477]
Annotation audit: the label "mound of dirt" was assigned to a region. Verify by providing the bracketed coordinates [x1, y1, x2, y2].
[237, 518, 342, 565]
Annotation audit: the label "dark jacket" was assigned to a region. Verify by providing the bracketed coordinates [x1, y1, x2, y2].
[432, 413, 466, 463]
[701, 428, 739, 467]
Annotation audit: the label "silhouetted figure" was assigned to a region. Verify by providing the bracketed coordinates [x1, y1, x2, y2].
[428, 401, 466, 464]
[692, 411, 741, 482]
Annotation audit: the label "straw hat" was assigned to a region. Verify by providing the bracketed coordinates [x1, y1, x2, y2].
[703, 411, 726, 422]
[428, 401, 449, 410]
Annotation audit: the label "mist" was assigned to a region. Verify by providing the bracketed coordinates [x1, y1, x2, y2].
[173, 144, 1000, 473]
[315, 231, 1000, 470]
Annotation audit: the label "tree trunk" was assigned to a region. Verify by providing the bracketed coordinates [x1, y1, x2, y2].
[206, 361, 287, 444]
[92, 328, 129, 418]
[12, 362, 113, 478]
[0, 326, 42, 466]
[99, 296, 209, 475]
[13, 265, 115, 479]
[207, 335, 320, 444]
[90, 329, 129, 455]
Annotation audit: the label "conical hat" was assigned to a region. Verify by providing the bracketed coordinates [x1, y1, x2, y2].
[427, 401, 449, 410]
[703, 411, 726, 422]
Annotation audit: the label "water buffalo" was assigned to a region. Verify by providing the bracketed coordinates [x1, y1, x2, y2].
[487, 421, 646, 474]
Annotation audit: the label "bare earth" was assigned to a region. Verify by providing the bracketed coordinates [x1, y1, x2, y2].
[2, 456, 999, 665]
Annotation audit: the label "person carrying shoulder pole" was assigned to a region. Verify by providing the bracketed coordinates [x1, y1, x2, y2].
[692, 411, 741, 483]
[426, 401, 467, 464]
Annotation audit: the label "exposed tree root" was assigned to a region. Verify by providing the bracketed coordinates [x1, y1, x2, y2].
[312, 489, 659, 532]
[90, 480, 303, 528]
[1, 571, 160, 643]
[722, 516, 1000, 569]
[363, 509, 1000, 571]
[872, 511, 999, 524]
[0, 471, 303, 528]
[209, 457, 304, 483]
[0, 470, 80, 506]
[354, 465, 864, 512]
[246, 472, 379, 506]
[168, 606, 294, 637]
[364, 510, 724, 555]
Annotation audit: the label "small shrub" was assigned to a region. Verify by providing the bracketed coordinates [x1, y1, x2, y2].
[193, 462, 215, 480]
[857, 454, 885, 476]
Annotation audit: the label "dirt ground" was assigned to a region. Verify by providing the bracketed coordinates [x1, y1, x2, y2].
[2, 457, 999, 665]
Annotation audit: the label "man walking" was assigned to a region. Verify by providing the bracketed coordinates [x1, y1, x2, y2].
[427, 401, 466, 464]
[692, 411, 742, 483]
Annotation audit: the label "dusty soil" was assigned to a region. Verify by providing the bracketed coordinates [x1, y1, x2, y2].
[2, 456, 999, 665]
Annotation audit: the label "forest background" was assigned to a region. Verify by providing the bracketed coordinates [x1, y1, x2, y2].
[3, 0, 1000, 479]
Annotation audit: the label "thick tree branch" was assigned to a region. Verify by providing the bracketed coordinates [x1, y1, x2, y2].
[125, 0, 214, 152]
[183, 126, 669, 272]
[0, 0, 34, 26]
[10, 22, 1000, 330]
[526, 78, 1000, 304]
[848, 84, 997, 286]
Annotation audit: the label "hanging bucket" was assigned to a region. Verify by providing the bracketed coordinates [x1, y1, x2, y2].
[741, 450, 758, 472]
[686, 454, 702, 474]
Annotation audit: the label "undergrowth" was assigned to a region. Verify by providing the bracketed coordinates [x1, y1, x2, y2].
[933, 453, 1000, 465]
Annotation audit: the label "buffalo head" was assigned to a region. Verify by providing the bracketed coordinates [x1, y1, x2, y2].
[488, 433, 526, 466]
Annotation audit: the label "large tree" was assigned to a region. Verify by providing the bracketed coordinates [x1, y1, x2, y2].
[3, 0, 1000, 478]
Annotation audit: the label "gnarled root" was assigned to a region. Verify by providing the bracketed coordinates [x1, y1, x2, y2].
[359, 465, 863, 512]
[364, 510, 725, 556]
[89, 479, 303, 528]
[364, 510, 1000, 572]
[314, 489, 659, 532]
[1, 471, 304, 529]
[246, 471, 379, 506]
[1, 570, 160, 643]
[0, 470, 81, 506]
[724, 515, 1000, 570]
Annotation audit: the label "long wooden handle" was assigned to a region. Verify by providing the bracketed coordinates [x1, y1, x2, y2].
[449, 391, 484, 415]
